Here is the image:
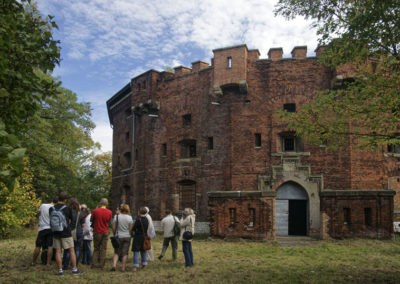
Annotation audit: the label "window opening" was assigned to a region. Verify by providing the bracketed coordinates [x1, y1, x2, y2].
[162, 143, 167, 156]
[125, 132, 129, 142]
[388, 144, 400, 153]
[364, 208, 372, 226]
[208, 137, 214, 150]
[123, 152, 131, 168]
[179, 139, 196, 158]
[182, 114, 191, 126]
[227, 56, 232, 68]
[248, 208, 255, 228]
[255, 133, 261, 147]
[135, 148, 138, 161]
[343, 208, 351, 225]
[229, 208, 236, 228]
[283, 103, 296, 113]
[142, 80, 146, 89]
[284, 137, 295, 151]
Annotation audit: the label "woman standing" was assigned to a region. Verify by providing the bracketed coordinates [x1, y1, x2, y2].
[111, 204, 133, 272]
[62, 198, 84, 269]
[180, 208, 195, 267]
[81, 207, 93, 265]
[130, 207, 149, 272]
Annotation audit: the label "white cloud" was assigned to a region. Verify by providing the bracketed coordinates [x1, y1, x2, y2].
[91, 122, 113, 152]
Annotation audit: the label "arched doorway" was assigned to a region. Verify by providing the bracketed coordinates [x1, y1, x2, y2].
[276, 182, 308, 236]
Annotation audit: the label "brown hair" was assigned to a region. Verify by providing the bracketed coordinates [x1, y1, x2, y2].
[58, 192, 68, 202]
[69, 198, 80, 212]
[120, 204, 130, 214]
[139, 207, 147, 215]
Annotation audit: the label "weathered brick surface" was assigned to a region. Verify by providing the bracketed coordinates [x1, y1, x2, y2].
[107, 44, 399, 239]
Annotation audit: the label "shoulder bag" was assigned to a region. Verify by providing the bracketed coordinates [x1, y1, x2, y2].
[71, 211, 80, 241]
[140, 218, 151, 251]
[182, 216, 194, 240]
[110, 215, 120, 249]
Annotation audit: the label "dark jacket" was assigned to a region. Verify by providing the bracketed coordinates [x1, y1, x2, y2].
[131, 216, 149, 251]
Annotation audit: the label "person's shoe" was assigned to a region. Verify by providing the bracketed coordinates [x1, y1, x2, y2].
[141, 265, 147, 269]
[158, 255, 163, 260]
[131, 268, 137, 273]
[110, 267, 116, 272]
[72, 270, 84, 275]
[57, 271, 64, 276]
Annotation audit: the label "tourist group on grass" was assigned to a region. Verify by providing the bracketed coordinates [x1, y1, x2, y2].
[31, 191, 195, 276]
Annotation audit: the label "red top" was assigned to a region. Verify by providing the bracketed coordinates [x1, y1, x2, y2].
[91, 207, 112, 234]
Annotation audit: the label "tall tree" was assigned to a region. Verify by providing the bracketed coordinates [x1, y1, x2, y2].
[23, 74, 97, 200]
[275, 0, 400, 149]
[0, 0, 60, 188]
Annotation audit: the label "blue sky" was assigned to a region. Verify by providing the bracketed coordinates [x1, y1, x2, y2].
[37, 0, 318, 152]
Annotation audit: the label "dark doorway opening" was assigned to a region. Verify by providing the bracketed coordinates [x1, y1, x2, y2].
[289, 200, 307, 235]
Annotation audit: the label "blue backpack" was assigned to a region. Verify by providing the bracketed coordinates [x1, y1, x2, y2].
[50, 205, 68, 232]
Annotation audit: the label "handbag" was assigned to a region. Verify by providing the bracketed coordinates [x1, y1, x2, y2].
[139, 218, 151, 251]
[71, 211, 80, 241]
[110, 215, 120, 249]
[183, 216, 194, 240]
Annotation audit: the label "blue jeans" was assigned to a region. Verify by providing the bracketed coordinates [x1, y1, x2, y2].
[182, 241, 193, 267]
[81, 240, 92, 265]
[62, 238, 82, 269]
[133, 250, 147, 268]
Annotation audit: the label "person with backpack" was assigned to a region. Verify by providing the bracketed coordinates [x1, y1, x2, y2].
[31, 196, 57, 266]
[90, 198, 112, 269]
[158, 209, 180, 261]
[49, 192, 83, 276]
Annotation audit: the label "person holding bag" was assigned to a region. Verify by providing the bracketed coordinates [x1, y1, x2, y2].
[180, 208, 195, 267]
[111, 204, 133, 272]
[130, 207, 149, 272]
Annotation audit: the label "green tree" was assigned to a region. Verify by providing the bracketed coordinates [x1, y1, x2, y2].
[275, 0, 400, 149]
[0, 0, 60, 188]
[23, 75, 97, 201]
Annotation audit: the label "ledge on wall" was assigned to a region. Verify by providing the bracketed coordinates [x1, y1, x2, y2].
[320, 190, 396, 197]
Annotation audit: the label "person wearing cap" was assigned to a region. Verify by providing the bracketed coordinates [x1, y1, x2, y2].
[180, 208, 195, 267]
[144, 206, 156, 261]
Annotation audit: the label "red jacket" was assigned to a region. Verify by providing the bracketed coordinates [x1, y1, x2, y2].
[91, 207, 112, 234]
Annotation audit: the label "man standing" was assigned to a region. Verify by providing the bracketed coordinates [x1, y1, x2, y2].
[90, 198, 112, 269]
[158, 209, 180, 260]
[50, 192, 83, 276]
[31, 197, 57, 266]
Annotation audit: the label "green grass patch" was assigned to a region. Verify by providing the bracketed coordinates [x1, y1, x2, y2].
[1, 231, 400, 283]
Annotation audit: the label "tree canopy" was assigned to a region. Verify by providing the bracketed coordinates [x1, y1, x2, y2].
[0, 0, 60, 188]
[275, 0, 400, 149]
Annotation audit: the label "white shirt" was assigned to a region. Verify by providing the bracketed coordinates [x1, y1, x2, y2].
[112, 214, 133, 238]
[145, 213, 156, 239]
[38, 203, 53, 231]
[161, 215, 180, 238]
[83, 214, 93, 240]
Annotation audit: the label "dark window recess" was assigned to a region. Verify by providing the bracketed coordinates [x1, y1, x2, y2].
[248, 208, 255, 228]
[137, 83, 141, 91]
[142, 80, 146, 89]
[208, 137, 214, 150]
[283, 103, 296, 113]
[125, 108, 131, 117]
[123, 152, 131, 168]
[182, 114, 191, 126]
[229, 208, 236, 228]
[255, 133, 261, 147]
[179, 139, 196, 158]
[162, 143, 167, 156]
[135, 148, 138, 161]
[364, 208, 372, 226]
[227, 56, 232, 68]
[343, 208, 351, 225]
[280, 132, 303, 152]
[125, 132, 129, 141]
[388, 144, 400, 153]
[284, 137, 295, 151]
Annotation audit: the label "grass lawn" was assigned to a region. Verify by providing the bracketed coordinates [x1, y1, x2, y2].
[1, 230, 400, 283]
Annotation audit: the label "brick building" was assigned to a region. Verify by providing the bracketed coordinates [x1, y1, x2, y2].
[107, 44, 399, 239]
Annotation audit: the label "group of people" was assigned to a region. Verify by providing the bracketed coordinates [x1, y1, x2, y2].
[31, 192, 196, 276]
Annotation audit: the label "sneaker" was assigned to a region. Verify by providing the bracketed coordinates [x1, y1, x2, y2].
[141, 265, 147, 269]
[158, 255, 163, 260]
[72, 270, 84, 275]
[110, 267, 116, 272]
[57, 271, 64, 276]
